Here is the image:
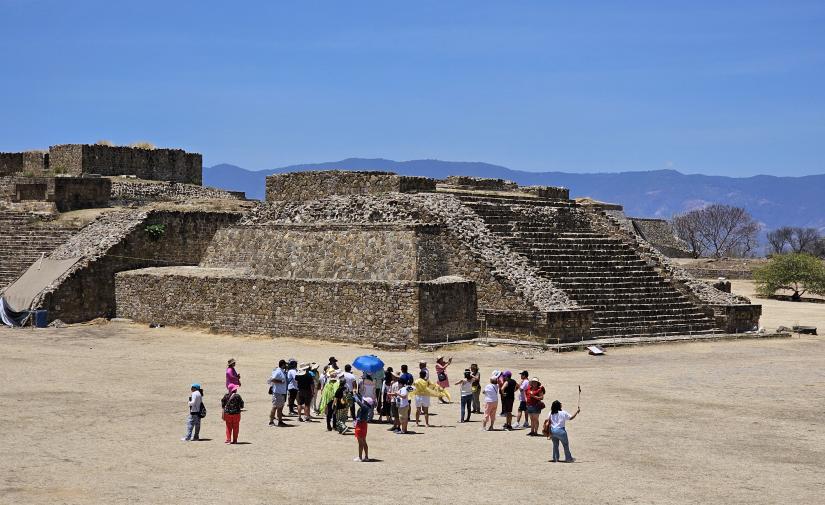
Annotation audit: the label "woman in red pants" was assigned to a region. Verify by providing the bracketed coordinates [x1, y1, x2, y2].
[221, 383, 244, 444]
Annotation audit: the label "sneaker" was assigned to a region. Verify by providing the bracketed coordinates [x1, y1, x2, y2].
[564, 458, 576, 463]
[277, 422, 288, 427]
[353, 457, 363, 462]
[180, 437, 190, 442]
[224, 440, 231, 444]
[192, 437, 199, 441]
[268, 421, 275, 426]
[522, 422, 530, 428]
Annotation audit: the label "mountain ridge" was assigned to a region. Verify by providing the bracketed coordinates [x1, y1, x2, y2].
[204, 158, 825, 232]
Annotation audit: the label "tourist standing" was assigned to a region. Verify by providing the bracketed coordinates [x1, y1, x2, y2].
[516, 370, 530, 429]
[413, 370, 433, 428]
[470, 364, 482, 413]
[525, 377, 546, 436]
[226, 359, 241, 391]
[435, 356, 452, 404]
[399, 364, 414, 386]
[378, 367, 394, 424]
[268, 359, 288, 427]
[396, 380, 412, 434]
[454, 369, 474, 422]
[295, 364, 315, 422]
[499, 370, 518, 430]
[373, 366, 385, 417]
[342, 364, 357, 420]
[318, 370, 340, 431]
[547, 400, 579, 462]
[352, 393, 375, 461]
[419, 360, 429, 381]
[182, 383, 203, 441]
[221, 383, 244, 444]
[324, 356, 339, 374]
[334, 375, 350, 434]
[482, 371, 500, 431]
[287, 359, 299, 415]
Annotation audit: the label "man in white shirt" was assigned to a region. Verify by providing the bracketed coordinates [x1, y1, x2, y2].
[182, 383, 203, 441]
[269, 359, 288, 427]
[516, 370, 530, 429]
[342, 364, 357, 419]
[287, 359, 298, 415]
[395, 381, 411, 434]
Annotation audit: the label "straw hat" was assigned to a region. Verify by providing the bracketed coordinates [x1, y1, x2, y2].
[227, 358, 236, 367]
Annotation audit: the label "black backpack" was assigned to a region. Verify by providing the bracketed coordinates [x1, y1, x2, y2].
[198, 402, 207, 419]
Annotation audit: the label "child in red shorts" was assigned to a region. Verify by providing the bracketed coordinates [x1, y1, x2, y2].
[352, 393, 374, 462]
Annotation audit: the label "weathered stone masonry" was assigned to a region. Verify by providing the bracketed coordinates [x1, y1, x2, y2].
[49, 144, 202, 184]
[265, 171, 435, 202]
[115, 268, 477, 345]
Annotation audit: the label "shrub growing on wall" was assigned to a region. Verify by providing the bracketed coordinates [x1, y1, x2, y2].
[753, 253, 825, 301]
[145, 224, 166, 240]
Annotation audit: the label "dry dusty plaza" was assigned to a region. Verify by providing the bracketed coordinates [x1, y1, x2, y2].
[1, 285, 824, 504]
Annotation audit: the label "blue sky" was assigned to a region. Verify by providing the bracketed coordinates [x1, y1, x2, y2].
[1, 1, 823, 176]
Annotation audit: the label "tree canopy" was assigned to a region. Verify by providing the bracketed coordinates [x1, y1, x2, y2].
[671, 204, 760, 258]
[753, 253, 825, 301]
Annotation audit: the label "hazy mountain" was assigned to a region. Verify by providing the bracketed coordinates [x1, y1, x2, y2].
[204, 159, 825, 232]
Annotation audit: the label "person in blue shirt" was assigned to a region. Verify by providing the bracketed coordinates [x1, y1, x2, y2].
[398, 364, 414, 386]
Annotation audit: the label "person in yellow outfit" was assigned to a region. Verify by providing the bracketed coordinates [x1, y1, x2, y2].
[413, 370, 433, 427]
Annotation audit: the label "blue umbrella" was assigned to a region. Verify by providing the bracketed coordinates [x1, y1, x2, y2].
[352, 355, 384, 374]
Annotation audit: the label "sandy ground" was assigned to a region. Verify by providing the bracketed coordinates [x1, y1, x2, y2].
[2, 281, 824, 504]
[717, 279, 825, 331]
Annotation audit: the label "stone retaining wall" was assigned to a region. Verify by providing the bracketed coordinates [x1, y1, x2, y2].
[710, 304, 762, 333]
[480, 308, 592, 343]
[202, 223, 445, 280]
[109, 179, 244, 203]
[631, 218, 692, 258]
[49, 144, 202, 184]
[0, 152, 48, 176]
[34, 209, 242, 322]
[9, 176, 111, 211]
[265, 171, 435, 202]
[115, 267, 477, 344]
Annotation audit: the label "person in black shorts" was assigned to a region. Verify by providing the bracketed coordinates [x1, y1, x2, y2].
[295, 364, 315, 422]
[499, 370, 518, 431]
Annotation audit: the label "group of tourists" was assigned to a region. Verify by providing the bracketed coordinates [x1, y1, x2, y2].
[183, 355, 581, 463]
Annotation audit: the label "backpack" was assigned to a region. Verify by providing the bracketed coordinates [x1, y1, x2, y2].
[198, 402, 207, 419]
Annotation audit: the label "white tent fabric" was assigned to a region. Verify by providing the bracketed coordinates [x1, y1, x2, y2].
[1, 257, 80, 312]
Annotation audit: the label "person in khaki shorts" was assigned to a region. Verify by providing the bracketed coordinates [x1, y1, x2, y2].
[268, 359, 288, 427]
[395, 377, 412, 434]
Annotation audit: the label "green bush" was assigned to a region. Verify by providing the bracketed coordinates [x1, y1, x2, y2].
[753, 253, 825, 301]
[145, 224, 166, 240]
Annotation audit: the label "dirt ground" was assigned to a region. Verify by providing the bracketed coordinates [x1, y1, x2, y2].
[2, 280, 824, 504]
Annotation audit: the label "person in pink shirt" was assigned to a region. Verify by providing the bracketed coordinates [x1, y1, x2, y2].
[226, 358, 241, 391]
[434, 356, 452, 404]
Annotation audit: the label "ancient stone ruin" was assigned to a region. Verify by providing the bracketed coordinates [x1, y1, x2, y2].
[1, 156, 761, 346]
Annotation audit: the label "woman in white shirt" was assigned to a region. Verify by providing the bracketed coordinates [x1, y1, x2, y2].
[547, 400, 580, 462]
[453, 369, 474, 423]
[482, 371, 501, 431]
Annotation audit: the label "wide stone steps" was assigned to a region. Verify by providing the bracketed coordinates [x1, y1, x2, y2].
[455, 193, 722, 339]
[0, 211, 78, 287]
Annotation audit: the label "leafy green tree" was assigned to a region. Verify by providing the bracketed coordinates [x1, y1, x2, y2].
[753, 253, 825, 301]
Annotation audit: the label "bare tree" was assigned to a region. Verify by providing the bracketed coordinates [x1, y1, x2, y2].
[671, 204, 760, 258]
[766, 226, 822, 255]
[789, 227, 821, 253]
[766, 227, 793, 255]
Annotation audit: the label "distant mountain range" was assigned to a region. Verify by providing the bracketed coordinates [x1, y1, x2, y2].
[204, 158, 825, 232]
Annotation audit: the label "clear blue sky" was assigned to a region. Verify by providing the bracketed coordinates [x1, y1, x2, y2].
[1, 1, 823, 176]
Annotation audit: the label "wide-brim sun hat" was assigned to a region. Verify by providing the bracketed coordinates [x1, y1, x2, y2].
[227, 359, 236, 366]
[530, 377, 540, 383]
[490, 370, 501, 380]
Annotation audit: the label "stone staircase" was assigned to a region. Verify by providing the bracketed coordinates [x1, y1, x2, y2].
[451, 192, 721, 339]
[0, 211, 78, 288]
